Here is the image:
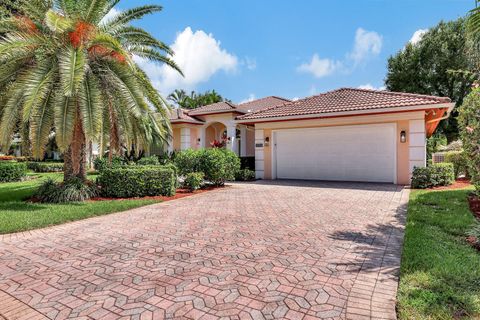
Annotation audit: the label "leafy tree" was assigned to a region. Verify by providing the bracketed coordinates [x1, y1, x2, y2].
[168, 89, 226, 109]
[0, 0, 182, 182]
[385, 18, 476, 142]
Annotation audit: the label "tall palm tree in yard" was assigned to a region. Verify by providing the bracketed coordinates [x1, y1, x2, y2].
[0, 0, 182, 182]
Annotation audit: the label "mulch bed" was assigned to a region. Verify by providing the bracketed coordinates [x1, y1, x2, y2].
[430, 178, 472, 191]
[89, 185, 225, 202]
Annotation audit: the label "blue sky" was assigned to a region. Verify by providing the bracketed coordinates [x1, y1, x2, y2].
[120, 0, 472, 103]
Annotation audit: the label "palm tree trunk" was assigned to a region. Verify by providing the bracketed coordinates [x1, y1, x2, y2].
[64, 107, 87, 182]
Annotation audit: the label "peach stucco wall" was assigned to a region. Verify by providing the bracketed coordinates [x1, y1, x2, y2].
[172, 128, 181, 151]
[255, 111, 425, 184]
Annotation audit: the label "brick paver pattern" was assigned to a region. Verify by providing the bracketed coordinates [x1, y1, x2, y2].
[0, 181, 409, 320]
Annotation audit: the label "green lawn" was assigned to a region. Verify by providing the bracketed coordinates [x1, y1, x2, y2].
[0, 172, 158, 234]
[398, 187, 480, 319]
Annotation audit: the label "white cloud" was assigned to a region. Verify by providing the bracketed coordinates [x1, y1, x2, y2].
[291, 97, 299, 101]
[297, 28, 382, 78]
[244, 57, 257, 70]
[349, 28, 382, 65]
[358, 83, 386, 91]
[239, 93, 256, 104]
[297, 54, 342, 78]
[136, 27, 238, 94]
[409, 29, 428, 45]
[309, 85, 318, 95]
[101, 7, 120, 24]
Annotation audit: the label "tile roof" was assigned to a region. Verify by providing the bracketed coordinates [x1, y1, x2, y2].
[187, 101, 238, 116]
[236, 96, 291, 113]
[238, 88, 452, 120]
[168, 108, 204, 123]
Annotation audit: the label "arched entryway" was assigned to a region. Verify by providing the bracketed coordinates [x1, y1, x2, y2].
[205, 122, 227, 148]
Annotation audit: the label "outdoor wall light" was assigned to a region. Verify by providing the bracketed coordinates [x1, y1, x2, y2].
[264, 136, 270, 146]
[400, 130, 407, 143]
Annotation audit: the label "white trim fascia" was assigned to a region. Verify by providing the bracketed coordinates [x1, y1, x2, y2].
[236, 102, 454, 124]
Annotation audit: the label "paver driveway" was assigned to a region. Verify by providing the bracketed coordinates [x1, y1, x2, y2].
[0, 181, 409, 320]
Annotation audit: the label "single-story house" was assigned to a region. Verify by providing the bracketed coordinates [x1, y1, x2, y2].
[167, 88, 454, 185]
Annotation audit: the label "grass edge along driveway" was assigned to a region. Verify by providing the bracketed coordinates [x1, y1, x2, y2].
[397, 187, 480, 319]
[0, 173, 158, 234]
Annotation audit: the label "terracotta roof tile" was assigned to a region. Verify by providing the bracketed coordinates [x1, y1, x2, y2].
[187, 101, 238, 116]
[168, 108, 204, 123]
[238, 88, 451, 120]
[236, 96, 291, 113]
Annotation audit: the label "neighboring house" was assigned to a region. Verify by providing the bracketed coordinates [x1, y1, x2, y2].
[169, 88, 454, 185]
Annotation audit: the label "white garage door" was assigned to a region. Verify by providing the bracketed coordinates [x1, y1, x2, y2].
[273, 123, 396, 183]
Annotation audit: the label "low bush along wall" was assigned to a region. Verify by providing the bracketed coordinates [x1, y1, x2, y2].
[174, 148, 240, 186]
[0, 162, 27, 182]
[411, 163, 455, 189]
[27, 162, 64, 173]
[97, 165, 176, 198]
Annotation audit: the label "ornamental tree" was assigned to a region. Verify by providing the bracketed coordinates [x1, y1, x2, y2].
[458, 87, 480, 193]
[0, 0, 182, 182]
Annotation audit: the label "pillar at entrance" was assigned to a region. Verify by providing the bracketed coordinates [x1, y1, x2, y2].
[226, 125, 238, 155]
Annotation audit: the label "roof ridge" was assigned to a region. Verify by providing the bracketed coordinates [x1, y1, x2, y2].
[339, 87, 451, 102]
[237, 95, 291, 106]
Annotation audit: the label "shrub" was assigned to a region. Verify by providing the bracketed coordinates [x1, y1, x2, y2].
[174, 149, 200, 176]
[411, 163, 455, 189]
[35, 178, 98, 203]
[183, 172, 204, 191]
[197, 149, 240, 185]
[137, 155, 160, 166]
[459, 88, 480, 194]
[0, 162, 27, 182]
[235, 168, 256, 181]
[97, 166, 176, 198]
[444, 151, 468, 178]
[174, 148, 241, 186]
[93, 156, 125, 172]
[27, 162, 64, 173]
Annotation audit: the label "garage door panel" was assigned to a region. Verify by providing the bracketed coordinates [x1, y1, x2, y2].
[274, 124, 395, 183]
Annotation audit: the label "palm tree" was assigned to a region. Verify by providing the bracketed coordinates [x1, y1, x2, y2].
[167, 89, 189, 107]
[0, 0, 182, 182]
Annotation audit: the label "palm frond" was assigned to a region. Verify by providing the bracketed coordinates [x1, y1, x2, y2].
[58, 45, 86, 96]
[130, 46, 182, 76]
[104, 5, 162, 29]
[110, 26, 173, 55]
[83, 0, 109, 23]
[100, 61, 148, 117]
[22, 60, 56, 123]
[45, 9, 74, 32]
[53, 93, 76, 150]
[134, 66, 169, 115]
[29, 88, 54, 158]
[0, 85, 24, 150]
[0, 32, 43, 64]
[78, 72, 102, 139]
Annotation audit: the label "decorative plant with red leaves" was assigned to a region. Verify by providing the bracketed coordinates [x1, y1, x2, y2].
[0, 0, 183, 185]
[210, 139, 226, 148]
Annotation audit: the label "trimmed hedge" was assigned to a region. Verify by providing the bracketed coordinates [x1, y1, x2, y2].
[0, 162, 27, 182]
[137, 156, 160, 166]
[93, 156, 125, 172]
[27, 162, 64, 173]
[97, 166, 176, 198]
[174, 148, 241, 186]
[411, 163, 455, 189]
[444, 150, 468, 178]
